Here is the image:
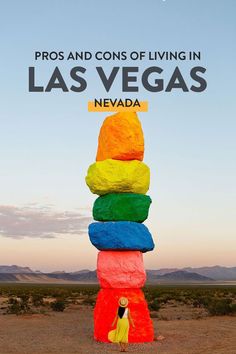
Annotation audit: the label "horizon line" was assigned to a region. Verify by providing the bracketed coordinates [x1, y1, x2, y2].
[1, 263, 236, 273]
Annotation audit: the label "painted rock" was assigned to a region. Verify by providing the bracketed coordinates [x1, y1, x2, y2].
[97, 251, 146, 288]
[96, 112, 144, 161]
[93, 193, 152, 222]
[89, 221, 155, 252]
[86, 159, 150, 195]
[94, 288, 154, 342]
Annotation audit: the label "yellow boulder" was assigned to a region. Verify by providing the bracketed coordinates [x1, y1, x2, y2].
[96, 112, 144, 161]
[86, 159, 150, 195]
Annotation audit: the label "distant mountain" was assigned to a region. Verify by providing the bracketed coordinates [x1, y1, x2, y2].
[0, 265, 34, 273]
[147, 266, 236, 281]
[51, 271, 67, 274]
[0, 265, 98, 283]
[0, 270, 211, 283]
[71, 269, 92, 274]
[0, 271, 98, 283]
[46, 271, 97, 282]
[149, 270, 213, 282]
[147, 268, 179, 276]
[0, 273, 69, 283]
[183, 266, 236, 280]
[0, 273, 20, 281]
[50, 269, 93, 275]
[0, 265, 235, 283]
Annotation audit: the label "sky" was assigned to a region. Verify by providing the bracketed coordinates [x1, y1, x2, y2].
[0, 0, 235, 272]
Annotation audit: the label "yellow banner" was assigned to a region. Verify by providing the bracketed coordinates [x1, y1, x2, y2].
[88, 99, 148, 112]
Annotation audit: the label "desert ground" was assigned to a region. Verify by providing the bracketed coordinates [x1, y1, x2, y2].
[0, 305, 236, 354]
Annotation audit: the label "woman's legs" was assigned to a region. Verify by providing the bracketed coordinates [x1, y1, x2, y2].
[123, 343, 128, 352]
[119, 342, 128, 352]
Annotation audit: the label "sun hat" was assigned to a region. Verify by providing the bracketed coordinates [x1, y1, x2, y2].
[118, 297, 128, 307]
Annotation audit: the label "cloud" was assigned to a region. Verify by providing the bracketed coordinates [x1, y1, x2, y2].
[0, 205, 92, 239]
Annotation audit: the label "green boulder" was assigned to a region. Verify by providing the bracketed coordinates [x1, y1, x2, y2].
[93, 193, 152, 222]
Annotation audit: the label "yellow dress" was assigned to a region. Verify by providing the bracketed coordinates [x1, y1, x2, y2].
[108, 308, 130, 343]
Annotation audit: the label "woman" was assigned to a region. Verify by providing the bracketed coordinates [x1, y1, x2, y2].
[108, 296, 135, 352]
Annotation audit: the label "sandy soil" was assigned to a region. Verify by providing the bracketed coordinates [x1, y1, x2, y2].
[0, 306, 236, 354]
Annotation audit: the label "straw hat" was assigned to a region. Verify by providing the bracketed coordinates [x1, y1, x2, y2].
[118, 297, 128, 307]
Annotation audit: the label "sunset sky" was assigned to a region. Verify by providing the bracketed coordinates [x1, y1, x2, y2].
[0, 0, 235, 272]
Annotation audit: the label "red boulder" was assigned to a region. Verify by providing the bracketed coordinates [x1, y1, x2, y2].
[94, 288, 154, 343]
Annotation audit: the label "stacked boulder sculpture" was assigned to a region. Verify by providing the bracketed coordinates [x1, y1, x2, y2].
[85, 112, 155, 342]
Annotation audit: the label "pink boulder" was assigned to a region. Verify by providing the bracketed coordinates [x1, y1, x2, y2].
[97, 251, 146, 288]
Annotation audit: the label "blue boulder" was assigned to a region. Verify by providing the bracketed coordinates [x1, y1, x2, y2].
[88, 221, 155, 253]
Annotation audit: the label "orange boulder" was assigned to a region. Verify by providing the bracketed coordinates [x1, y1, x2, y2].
[96, 112, 144, 161]
[94, 288, 154, 342]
